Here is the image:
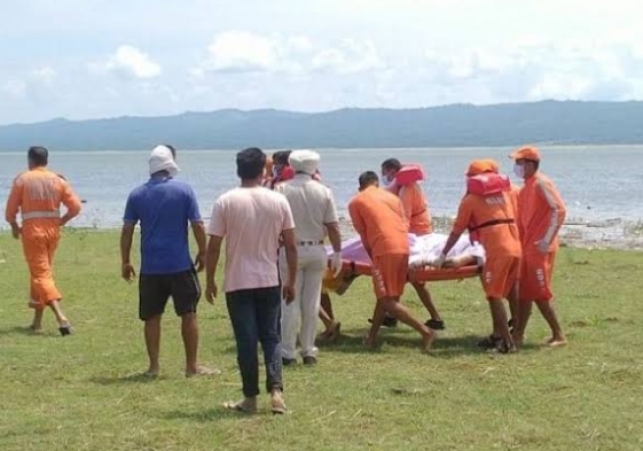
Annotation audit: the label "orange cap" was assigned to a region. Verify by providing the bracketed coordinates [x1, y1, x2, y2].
[509, 146, 541, 161]
[466, 159, 499, 177]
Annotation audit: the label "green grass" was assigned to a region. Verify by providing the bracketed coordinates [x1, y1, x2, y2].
[1, 229, 642, 451]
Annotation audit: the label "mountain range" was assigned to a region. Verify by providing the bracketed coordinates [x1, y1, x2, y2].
[2, 100, 643, 151]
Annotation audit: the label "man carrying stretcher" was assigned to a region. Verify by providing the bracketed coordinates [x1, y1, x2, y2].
[348, 171, 435, 352]
[437, 159, 521, 353]
[380, 159, 445, 331]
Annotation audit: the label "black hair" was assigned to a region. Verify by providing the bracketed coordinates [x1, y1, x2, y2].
[381, 158, 402, 172]
[237, 147, 266, 180]
[28, 146, 48, 166]
[358, 171, 379, 189]
[273, 150, 292, 166]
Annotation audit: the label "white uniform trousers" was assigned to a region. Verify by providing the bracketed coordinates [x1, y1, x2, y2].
[279, 244, 327, 359]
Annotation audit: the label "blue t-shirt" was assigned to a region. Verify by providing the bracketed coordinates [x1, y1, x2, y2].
[124, 176, 202, 275]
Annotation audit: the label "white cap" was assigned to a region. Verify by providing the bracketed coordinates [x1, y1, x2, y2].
[288, 149, 320, 175]
[149, 145, 179, 177]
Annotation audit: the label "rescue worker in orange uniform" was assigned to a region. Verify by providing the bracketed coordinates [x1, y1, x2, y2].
[472, 158, 521, 347]
[348, 171, 435, 352]
[5, 146, 82, 335]
[437, 159, 521, 353]
[380, 158, 445, 331]
[509, 146, 567, 348]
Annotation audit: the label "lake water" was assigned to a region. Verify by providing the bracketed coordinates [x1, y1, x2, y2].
[1, 146, 642, 247]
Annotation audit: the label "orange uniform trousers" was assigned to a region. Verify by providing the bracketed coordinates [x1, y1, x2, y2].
[371, 253, 409, 300]
[22, 221, 63, 310]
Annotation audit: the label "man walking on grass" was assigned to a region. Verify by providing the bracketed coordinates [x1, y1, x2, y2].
[205, 147, 298, 414]
[120, 145, 216, 378]
[437, 160, 521, 353]
[275, 149, 342, 366]
[509, 146, 567, 348]
[348, 171, 435, 352]
[5, 146, 81, 336]
[380, 158, 445, 331]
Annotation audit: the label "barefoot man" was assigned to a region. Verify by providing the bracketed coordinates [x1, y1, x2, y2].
[348, 171, 435, 352]
[205, 147, 298, 414]
[5, 146, 81, 335]
[509, 146, 567, 348]
[437, 159, 521, 353]
[120, 145, 216, 378]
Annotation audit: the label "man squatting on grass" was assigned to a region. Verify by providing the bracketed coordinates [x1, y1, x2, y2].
[120, 145, 216, 378]
[205, 147, 298, 414]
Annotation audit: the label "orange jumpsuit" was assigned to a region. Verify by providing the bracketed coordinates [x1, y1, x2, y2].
[5, 168, 81, 310]
[516, 173, 566, 301]
[452, 190, 522, 300]
[348, 186, 409, 300]
[398, 183, 433, 235]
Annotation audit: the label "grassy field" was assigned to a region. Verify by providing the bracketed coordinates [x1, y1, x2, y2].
[1, 230, 642, 451]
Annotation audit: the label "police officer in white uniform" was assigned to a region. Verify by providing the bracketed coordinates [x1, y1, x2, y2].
[276, 150, 342, 365]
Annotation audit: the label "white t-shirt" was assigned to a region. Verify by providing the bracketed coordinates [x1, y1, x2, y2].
[208, 186, 295, 293]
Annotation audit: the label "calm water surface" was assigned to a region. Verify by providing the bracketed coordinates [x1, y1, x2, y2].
[0, 146, 641, 241]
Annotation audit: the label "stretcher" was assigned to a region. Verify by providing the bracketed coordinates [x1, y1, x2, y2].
[324, 233, 485, 294]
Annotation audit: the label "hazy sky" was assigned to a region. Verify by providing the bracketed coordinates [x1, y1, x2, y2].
[1, 0, 641, 124]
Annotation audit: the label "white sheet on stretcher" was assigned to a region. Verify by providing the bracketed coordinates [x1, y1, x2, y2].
[325, 233, 486, 266]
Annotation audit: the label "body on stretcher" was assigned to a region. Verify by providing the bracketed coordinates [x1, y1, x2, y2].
[323, 233, 486, 294]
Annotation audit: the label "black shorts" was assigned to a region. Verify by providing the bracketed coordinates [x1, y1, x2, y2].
[139, 269, 201, 321]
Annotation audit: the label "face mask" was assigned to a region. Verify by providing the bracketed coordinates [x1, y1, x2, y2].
[513, 164, 525, 178]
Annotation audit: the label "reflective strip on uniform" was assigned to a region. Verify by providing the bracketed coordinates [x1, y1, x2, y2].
[22, 210, 61, 221]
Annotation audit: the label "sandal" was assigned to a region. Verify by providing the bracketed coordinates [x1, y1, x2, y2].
[58, 322, 72, 336]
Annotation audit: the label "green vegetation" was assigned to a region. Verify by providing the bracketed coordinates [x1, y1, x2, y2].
[1, 230, 642, 451]
[4, 100, 643, 150]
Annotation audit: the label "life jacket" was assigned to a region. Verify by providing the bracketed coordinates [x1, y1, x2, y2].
[466, 173, 514, 243]
[394, 164, 425, 186]
[466, 173, 510, 196]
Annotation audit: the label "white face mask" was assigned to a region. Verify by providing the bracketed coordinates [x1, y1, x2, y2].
[513, 164, 525, 179]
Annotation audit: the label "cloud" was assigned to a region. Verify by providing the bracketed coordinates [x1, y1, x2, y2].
[199, 31, 280, 73]
[31, 66, 56, 84]
[311, 40, 383, 74]
[193, 31, 384, 77]
[101, 45, 162, 79]
[0, 80, 27, 98]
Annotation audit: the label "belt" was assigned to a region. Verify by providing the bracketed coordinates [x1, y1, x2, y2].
[297, 240, 324, 246]
[469, 218, 514, 232]
[22, 210, 60, 221]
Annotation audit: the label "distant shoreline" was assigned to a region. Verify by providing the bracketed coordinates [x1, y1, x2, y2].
[2, 221, 641, 251]
[5, 100, 643, 151]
